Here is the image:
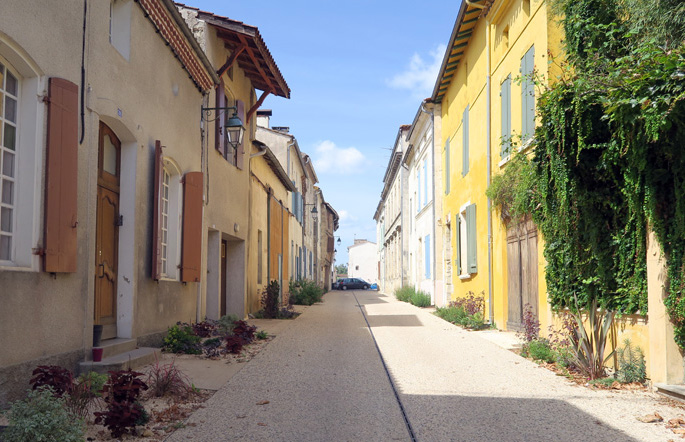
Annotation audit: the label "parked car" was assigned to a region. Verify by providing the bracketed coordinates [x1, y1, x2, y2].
[339, 278, 370, 290]
[370, 283, 378, 290]
[332, 278, 344, 290]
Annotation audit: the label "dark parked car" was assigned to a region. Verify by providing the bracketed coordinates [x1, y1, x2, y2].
[339, 278, 370, 290]
[332, 278, 344, 290]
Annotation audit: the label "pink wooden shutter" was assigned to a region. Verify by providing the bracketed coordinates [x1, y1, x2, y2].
[215, 80, 226, 157]
[236, 99, 245, 169]
[181, 172, 203, 282]
[44, 78, 78, 273]
[151, 141, 163, 280]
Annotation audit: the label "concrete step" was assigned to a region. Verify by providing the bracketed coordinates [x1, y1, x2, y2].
[98, 338, 137, 359]
[78, 347, 161, 375]
[655, 383, 685, 402]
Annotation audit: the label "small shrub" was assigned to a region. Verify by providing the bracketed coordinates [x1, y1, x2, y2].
[95, 369, 149, 438]
[3, 387, 84, 442]
[217, 314, 240, 334]
[451, 291, 485, 316]
[76, 371, 108, 397]
[192, 320, 216, 338]
[256, 330, 269, 340]
[518, 304, 540, 343]
[261, 280, 281, 318]
[616, 339, 647, 384]
[410, 290, 432, 307]
[434, 303, 486, 330]
[569, 297, 616, 380]
[588, 377, 616, 388]
[146, 359, 192, 398]
[290, 279, 324, 305]
[394, 286, 413, 302]
[64, 376, 99, 420]
[232, 320, 256, 344]
[525, 339, 556, 363]
[163, 324, 202, 354]
[29, 365, 73, 397]
[224, 335, 244, 354]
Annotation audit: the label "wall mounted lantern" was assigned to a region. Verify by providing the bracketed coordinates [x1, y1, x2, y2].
[201, 106, 245, 149]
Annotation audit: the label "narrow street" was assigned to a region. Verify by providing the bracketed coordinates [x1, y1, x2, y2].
[169, 292, 676, 441]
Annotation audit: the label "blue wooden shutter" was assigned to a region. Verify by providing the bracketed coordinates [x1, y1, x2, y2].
[462, 106, 469, 176]
[423, 159, 427, 206]
[425, 234, 431, 279]
[501, 76, 511, 157]
[466, 204, 477, 274]
[521, 46, 535, 141]
[445, 138, 450, 194]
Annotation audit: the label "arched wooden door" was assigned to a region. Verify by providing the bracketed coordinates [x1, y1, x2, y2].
[94, 122, 121, 340]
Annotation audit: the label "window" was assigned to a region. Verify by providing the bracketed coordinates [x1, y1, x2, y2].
[0, 63, 18, 261]
[417, 168, 421, 211]
[423, 158, 428, 207]
[109, 0, 132, 60]
[445, 138, 450, 194]
[501, 75, 512, 157]
[462, 106, 470, 176]
[258, 230, 263, 284]
[521, 46, 535, 142]
[0, 49, 44, 270]
[160, 160, 182, 280]
[456, 204, 477, 277]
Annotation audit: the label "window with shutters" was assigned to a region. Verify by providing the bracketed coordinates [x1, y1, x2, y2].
[424, 234, 431, 279]
[109, 0, 132, 61]
[462, 106, 470, 176]
[521, 46, 535, 143]
[456, 203, 477, 278]
[0, 48, 44, 270]
[501, 75, 512, 158]
[423, 158, 428, 207]
[160, 159, 182, 280]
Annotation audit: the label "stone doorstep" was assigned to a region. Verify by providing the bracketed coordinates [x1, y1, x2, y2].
[655, 383, 685, 402]
[78, 347, 161, 375]
[98, 338, 138, 359]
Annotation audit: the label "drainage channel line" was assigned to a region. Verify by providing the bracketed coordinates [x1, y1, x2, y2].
[352, 291, 418, 442]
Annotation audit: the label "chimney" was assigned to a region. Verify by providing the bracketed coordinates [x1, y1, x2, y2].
[256, 109, 272, 129]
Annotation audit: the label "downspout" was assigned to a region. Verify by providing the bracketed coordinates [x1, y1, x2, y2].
[465, 0, 494, 324]
[419, 102, 436, 305]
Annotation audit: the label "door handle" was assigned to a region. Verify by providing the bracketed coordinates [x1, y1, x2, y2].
[98, 263, 105, 279]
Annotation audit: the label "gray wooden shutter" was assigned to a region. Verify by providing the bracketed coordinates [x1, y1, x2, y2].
[236, 99, 245, 169]
[456, 215, 462, 274]
[44, 78, 79, 273]
[521, 46, 535, 141]
[462, 106, 469, 176]
[445, 138, 450, 194]
[501, 76, 511, 157]
[466, 204, 477, 273]
[181, 172, 203, 282]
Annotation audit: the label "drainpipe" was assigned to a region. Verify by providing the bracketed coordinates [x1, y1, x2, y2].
[420, 102, 436, 305]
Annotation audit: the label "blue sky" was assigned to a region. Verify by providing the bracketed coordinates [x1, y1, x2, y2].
[187, 1, 458, 265]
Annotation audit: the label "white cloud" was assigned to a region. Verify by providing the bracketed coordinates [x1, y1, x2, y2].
[387, 44, 447, 99]
[312, 140, 365, 174]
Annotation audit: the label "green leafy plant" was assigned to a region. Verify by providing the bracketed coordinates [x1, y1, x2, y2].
[76, 371, 107, 397]
[588, 377, 617, 388]
[616, 339, 647, 383]
[256, 330, 269, 340]
[525, 339, 556, 363]
[570, 298, 616, 380]
[394, 286, 413, 303]
[217, 314, 240, 334]
[435, 293, 487, 330]
[3, 387, 84, 442]
[290, 279, 324, 306]
[163, 324, 202, 354]
[410, 290, 432, 307]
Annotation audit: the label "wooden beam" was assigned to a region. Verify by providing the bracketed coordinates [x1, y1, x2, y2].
[216, 44, 246, 78]
[246, 89, 271, 123]
[237, 34, 276, 93]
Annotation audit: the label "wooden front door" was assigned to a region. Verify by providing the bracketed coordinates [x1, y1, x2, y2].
[506, 218, 538, 332]
[95, 122, 121, 340]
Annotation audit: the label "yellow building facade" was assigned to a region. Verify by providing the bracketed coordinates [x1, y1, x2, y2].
[434, 0, 664, 380]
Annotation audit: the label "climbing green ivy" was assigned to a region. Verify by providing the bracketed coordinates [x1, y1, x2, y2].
[489, 0, 685, 346]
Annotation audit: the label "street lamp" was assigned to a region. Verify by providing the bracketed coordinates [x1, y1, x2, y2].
[303, 204, 318, 221]
[201, 105, 245, 149]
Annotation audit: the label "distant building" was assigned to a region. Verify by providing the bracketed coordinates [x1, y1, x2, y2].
[348, 239, 378, 284]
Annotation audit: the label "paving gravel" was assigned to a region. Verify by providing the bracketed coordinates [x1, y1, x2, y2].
[170, 290, 684, 441]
